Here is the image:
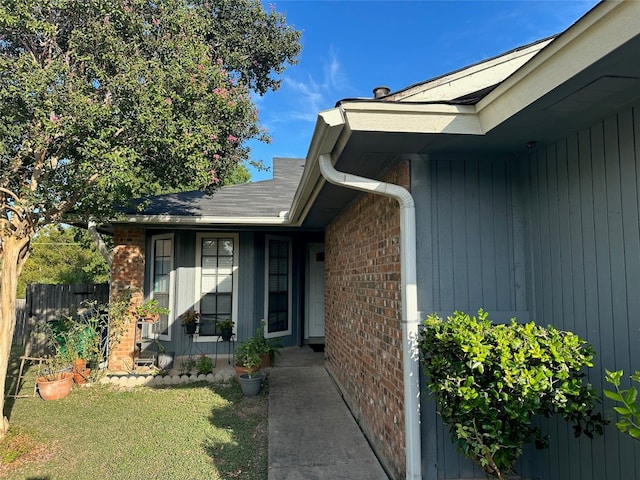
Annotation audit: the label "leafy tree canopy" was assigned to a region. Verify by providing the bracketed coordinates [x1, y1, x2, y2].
[0, 0, 300, 228]
[17, 224, 111, 298]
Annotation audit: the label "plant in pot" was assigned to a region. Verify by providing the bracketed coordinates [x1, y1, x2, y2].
[217, 318, 234, 341]
[136, 299, 170, 323]
[238, 350, 264, 397]
[179, 309, 200, 335]
[419, 310, 605, 480]
[252, 322, 282, 367]
[57, 317, 97, 384]
[31, 321, 73, 400]
[36, 354, 74, 401]
[234, 342, 256, 378]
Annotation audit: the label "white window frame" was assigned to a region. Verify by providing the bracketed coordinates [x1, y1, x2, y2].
[263, 235, 292, 338]
[149, 233, 175, 341]
[194, 233, 239, 343]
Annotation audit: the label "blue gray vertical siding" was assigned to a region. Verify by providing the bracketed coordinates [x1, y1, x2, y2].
[413, 153, 531, 479]
[148, 229, 311, 359]
[522, 104, 640, 480]
[414, 153, 528, 324]
[171, 230, 196, 356]
[414, 103, 640, 479]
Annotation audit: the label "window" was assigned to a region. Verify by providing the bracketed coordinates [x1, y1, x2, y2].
[195, 234, 238, 341]
[264, 236, 291, 337]
[150, 234, 173, 340]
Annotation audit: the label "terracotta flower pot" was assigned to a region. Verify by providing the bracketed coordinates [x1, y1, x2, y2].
[73, 359, 87, 371]
[143, 314, 159, 323]
[260, 354, 271, 368]
[73, 368, 91, 384]
[37, 372, 73, 401]
[234, 364, 260, 378]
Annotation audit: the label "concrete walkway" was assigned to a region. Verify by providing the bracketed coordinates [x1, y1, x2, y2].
[268, 346, 389, 480]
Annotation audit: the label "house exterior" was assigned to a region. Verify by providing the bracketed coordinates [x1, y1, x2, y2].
[109, 2, 640, 479]
[109, 157, 326, 369]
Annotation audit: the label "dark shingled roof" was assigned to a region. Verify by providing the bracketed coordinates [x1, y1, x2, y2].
[121, 157, 305, 219]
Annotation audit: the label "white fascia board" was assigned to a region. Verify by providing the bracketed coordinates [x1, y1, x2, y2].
[477, 1, 638, 133]
[395, 39, 553, 102]
[340, 102, 483, 135]
[288, 102, 484, 225]
[288, 108, 346, 224]
[121, 215, 290, 225]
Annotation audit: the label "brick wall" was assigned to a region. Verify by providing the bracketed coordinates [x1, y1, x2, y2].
[324, 161, 410, 479]
[109, 226, 146, 370]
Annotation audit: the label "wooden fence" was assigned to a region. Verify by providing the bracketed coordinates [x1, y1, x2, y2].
[14, 299, 27, 346]
[12, 283, 110, 347]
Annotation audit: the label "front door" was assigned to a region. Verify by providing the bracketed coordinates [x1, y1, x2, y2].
[305, 244, 325, 340]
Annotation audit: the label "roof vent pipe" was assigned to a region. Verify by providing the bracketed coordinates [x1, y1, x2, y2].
[373, 86, 391, 99]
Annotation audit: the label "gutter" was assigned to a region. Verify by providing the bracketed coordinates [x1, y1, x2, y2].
[315, 139, 422, 478]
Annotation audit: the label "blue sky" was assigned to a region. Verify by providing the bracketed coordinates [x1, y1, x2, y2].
[246, 0, 600, 181]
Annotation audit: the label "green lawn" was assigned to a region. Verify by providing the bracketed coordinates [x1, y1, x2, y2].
[1, 348, 268, 480]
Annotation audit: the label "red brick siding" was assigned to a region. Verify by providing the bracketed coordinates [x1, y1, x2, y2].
[109, 227, 146, 370]
[325, 161, 410, 479]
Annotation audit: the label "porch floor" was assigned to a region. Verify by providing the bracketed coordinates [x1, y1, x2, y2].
[268, 346, 389, 479]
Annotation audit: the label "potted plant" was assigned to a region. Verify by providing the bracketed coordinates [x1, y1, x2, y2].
[238, 351, 264, 397]
[234, 342, 257, 378]
[234, 324, 282, 375]
[57, 318, 97, 384]
[36, 354, 74, 401]
[31, 321, 74, 400]
[179, 309, 200, 335]
[217, 318, 234, 341]
[252, 322, 282, 367]
[135, 299, 170, 323]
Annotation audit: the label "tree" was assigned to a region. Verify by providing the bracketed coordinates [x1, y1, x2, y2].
[0, 0, 300, 437]
[16, 225, 110, 298]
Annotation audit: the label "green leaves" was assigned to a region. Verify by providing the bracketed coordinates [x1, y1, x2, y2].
[419, 310, 604, 479]
[0, 0, 301, 227]
[604, 369, 640, 440]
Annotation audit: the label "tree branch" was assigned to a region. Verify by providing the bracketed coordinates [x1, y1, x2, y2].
[0, 187, 19, 203]
[30, 148, 48, 192]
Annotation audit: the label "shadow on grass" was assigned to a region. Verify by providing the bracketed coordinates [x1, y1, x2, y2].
[145, 377, 269, 480]
[4, 345, 32, 421]
[4, 347, 268, 480]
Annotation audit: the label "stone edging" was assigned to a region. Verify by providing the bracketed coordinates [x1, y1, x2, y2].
[98, 370, 236, 387]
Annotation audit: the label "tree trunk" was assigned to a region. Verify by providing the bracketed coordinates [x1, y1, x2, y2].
[0, 234, 31, 439]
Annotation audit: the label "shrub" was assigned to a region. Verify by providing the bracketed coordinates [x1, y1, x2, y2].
[418, 310, 605, 479]
[196, 355, 214, 375]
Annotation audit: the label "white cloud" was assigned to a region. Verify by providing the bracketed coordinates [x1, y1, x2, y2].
[275, 47, 347, 123]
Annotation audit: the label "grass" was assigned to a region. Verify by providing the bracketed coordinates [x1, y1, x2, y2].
[1, 347, 268, 480]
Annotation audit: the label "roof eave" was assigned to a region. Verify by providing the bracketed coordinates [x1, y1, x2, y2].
[477, 0, 638, 132]
[116, 214, 291, 226]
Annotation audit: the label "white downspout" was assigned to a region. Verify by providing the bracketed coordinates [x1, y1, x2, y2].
[318, 153, 422, 480]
